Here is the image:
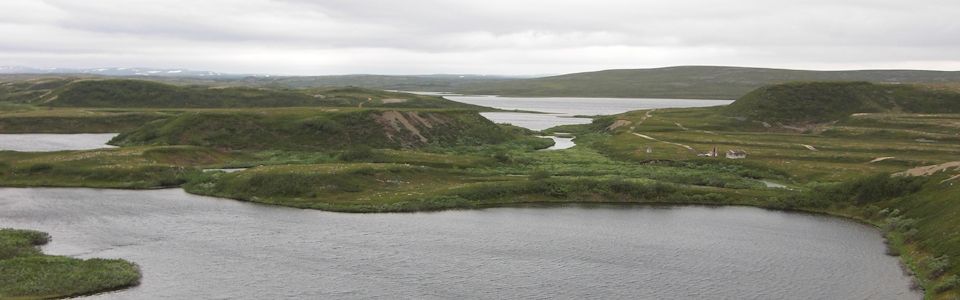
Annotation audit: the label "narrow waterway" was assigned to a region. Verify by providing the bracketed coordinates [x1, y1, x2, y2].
[444, 95, 733, 149]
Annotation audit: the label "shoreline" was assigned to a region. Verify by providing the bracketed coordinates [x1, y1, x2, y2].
[0, 185, 929, 297]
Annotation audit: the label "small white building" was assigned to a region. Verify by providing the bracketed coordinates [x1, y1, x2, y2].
[726, 149, 747, 159]
[701, 146, 719, 158]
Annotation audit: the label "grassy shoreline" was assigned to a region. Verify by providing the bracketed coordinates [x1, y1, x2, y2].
[0, 184, 937, 296]
[0, 229, 141, 299]
[0, 168, 948, 298]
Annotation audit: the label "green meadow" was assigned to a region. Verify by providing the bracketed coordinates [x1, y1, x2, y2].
[1, 79, 959, 298]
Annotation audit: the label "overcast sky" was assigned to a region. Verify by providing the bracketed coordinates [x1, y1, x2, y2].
[1, 0, 958, 75]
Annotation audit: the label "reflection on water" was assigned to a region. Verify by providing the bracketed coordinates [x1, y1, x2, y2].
[0, 133, 118, 152]
[450, 95, 731, 133]
[481, 112, 591, 131]
[445, 95, 733, 116]
[0, 188, 919, 299]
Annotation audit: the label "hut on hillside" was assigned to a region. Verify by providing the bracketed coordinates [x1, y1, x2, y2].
[726, 149, 747, 159]
[698, 146, 720, 158]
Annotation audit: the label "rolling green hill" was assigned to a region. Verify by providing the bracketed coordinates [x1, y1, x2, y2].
[724, 81, 960, 124]
[455, 66, 960, 99]
[45, 79, 314, 107]
[110, 109, 546, 151]
[243, 74, 509, 90]
[0, 78, 488, 109]
[6, 66, 960, 100]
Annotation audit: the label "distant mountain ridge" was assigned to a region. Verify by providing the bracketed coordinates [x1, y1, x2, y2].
[453, 66, 960, 99]
[4, 65, 960, 99]
[0, 66, 234, 77]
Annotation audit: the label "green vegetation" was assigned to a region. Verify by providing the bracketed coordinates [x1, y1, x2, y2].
[0, 228, 140, 299]
[0, 78, 488, 109]
[725, 81, 960, 124]
[48, 79, 315, 108]
[454, 66, 960, 99]
[111, 109, 541, 150]
[3, 78, 960, 297]
[8, 66, 960, 101]
[0, 78, 75, 103]
[0, 109, 168, 133]
[0, 77, 497, 134]
[551, 83, 960, 296]
[0, 146, 224, 188]
[182, 148, 775, 212]
[186, 74, 506, 91]
[299, 86, 487, 109]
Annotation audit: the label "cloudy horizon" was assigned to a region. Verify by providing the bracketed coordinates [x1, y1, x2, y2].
[2, 0, 959, 76]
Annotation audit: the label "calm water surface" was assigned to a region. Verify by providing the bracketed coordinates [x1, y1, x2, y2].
[444, 95, 732, 131]
[0, 188, 918, 299]
[0, 133, 117, 151]
[540, 136, 575, 150]
[445, 95, 733, 115]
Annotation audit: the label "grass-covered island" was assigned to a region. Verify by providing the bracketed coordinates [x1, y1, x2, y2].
[0, 229, 141, 299]
[1, 78, 959, 298]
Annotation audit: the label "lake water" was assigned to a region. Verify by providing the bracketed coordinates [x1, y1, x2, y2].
[480, 112, 592, 131]
[445, 95, 733, 116]
[0, 188, 918, 299]
[0, 133, 118, 152]
[444, 95, 732, 132]
[540, 136, 575, 150]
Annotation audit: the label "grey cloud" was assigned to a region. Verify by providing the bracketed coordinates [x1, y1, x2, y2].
[0, 0, 957, 74]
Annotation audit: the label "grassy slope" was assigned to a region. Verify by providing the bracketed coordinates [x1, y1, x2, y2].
[0, 146, 229, 188]
[110, 109, 544, 150]
[725, 81, 960, 124]
[46, 79, 315, 107]
[0, 108, 169, 133]
[0, 77, 494, 134]
[242, 74, 510, 91]
[0, 78, 488, 110]
[456, 66, 960, 99]
[0, 229, 140, 299]
[569, 103, 960, 297]
[886, 176, 960, 287]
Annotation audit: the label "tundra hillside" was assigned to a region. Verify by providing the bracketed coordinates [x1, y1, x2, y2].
[556, 81, 960, 297]
[1, 79, 959, 297]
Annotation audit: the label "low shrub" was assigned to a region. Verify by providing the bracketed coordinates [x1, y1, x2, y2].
[935, 275, 959, 293]
[927, 256, 951, 279]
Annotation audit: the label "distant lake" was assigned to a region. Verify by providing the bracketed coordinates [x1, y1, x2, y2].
[445, 95, 733, 115]
[0, 133, 118, 152]
[0, 188, 918, 299]
[443, 95, 733, 131]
